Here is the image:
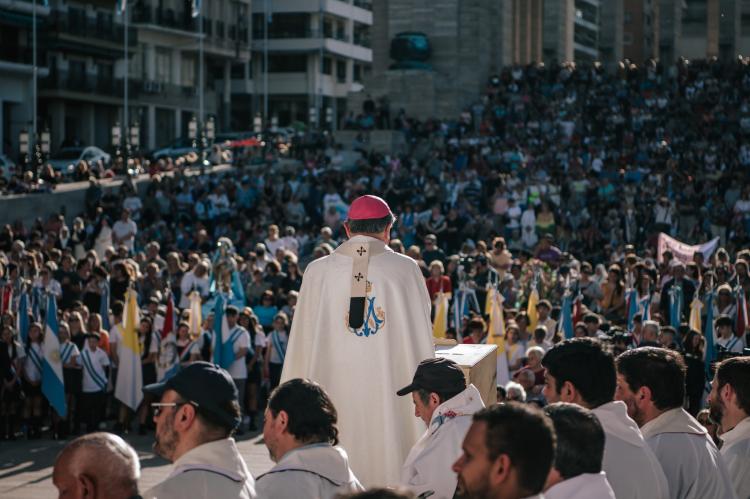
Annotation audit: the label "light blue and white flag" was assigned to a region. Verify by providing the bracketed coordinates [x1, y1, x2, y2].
[191, 0, 201, 18]
[212, 295, 233, 370]
[42, 294, 66, 417]
[17, 292, 29, 344]
[100, 280, 110, 331]
[231, 270, 246, 307]
[115, 0, 127, 15]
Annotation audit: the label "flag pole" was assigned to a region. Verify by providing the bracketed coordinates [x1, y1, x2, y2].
[124, 2, 129, 157]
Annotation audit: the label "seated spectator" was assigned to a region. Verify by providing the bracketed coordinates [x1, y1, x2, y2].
[396, 358, 485, 499]
[257, 378, 363, 499]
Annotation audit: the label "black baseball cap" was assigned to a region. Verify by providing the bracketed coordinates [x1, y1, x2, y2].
[397, 358, 466, 396]
[143, 362, 240, 430]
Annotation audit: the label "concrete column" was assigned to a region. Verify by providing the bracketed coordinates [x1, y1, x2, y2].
[147, 105, 156, 149]
[175, 109, 182, 138]
[86, 103, 95, 145]
[50, 101, 65, 153]
[223, 60, 231, 129]
[145, 43, 156, 82]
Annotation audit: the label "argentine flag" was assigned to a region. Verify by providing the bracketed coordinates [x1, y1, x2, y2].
[42, 295, 67, 417]
[212, 295, 234, 370]
[18, 292, 30, 344]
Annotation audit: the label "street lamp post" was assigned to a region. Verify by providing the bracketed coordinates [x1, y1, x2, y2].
[112, 122, 122, 168]
[202, 116, 214, 168]
[129, 121, 140, 173]
[40, 128, 50, 165]
[188, 115, 198, 166]
[253, 114, 262, 134]
[19, 130, 29, 173]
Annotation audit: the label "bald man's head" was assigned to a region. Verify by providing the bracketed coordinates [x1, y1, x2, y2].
[53, 432, 140, 499]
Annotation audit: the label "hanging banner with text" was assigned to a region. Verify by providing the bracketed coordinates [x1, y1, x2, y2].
[657, 233, 720, 264]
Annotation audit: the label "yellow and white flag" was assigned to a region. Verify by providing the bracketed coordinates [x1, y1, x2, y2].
[432, 291, 450, 339]
[527, 286, 539, 331]
[689, 295, 703, 334]
[486, 288, 510, 385]
[188, 291, 203, 340]
[115, 289, 143, 411]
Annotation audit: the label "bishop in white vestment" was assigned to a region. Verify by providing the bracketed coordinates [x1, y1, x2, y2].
[282, 195, 434, 486]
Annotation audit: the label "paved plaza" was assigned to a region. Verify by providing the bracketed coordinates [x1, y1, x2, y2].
[0, 430, 274, 498]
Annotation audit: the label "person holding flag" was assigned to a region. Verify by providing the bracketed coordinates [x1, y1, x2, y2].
[114, 289, 143, 433]
[20, 322, 45, 438]
[57, 320, 80, 439]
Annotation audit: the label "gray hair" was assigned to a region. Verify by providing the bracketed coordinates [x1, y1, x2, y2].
[505, 381, 527, 402]
[643, 320, 660, 334]
[55, 432, 140, 496]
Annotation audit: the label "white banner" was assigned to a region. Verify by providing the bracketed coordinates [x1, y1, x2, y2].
[657, 233, 720, 264]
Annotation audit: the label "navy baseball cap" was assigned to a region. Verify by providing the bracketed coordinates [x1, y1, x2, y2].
[397, 358, 466, 396]
[143, 362, 240, 430]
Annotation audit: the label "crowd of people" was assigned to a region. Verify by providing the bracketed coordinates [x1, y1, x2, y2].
[1, 56, 750, 498]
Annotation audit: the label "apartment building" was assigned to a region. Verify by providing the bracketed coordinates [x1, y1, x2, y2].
[251, 0, 373, 127]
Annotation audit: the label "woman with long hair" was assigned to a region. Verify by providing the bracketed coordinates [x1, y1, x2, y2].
[136, 317, 158, 434]
[93, 217, 113, 262]
[164, 252, 188, 305]
[599, 264, 626, 322]
[1, 325, 23, 439]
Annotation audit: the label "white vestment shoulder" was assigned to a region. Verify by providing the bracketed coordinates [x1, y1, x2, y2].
[282, 235, 435, 487]
[720, 417, 750, 499]
[401, 384, 485, 499]
[544, 472, 616, 499]
[642, 408, 738, 499]
[592, 401, 669, 499]
[256, 443, 364, 499]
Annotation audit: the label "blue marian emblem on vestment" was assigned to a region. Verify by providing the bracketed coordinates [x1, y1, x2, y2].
[346, 282, 386, 337]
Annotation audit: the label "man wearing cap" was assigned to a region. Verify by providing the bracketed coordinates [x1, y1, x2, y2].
[142, 362, 257, 499]
[397, 358, 485, 499]
[283, 194, 434, 486]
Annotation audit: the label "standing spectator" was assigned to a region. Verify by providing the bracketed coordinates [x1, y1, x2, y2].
[263, 312, 288, 390]
[225, 306, 250, 434]
[112, 209, 137, 254]
[78, 331, 109, 433]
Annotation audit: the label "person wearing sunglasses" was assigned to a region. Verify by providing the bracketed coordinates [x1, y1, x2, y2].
[141, 361, 257, 499]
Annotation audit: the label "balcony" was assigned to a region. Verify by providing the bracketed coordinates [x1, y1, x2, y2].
[46, 11, 138, 46]
[131, 4, 196, 32]
[0, 47, 33, 66]
[39, 70, 138, 98]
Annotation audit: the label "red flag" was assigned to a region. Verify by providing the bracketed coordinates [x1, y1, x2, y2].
[572, 294, 583, 325]
[161, 292, 174, 339]
[1, 285, 12, 315]
[736, 287, 748, 339]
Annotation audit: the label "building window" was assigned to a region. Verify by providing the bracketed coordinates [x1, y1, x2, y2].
[574, 0, 597, 24]
[322, 56, 332, 75]
[353, 63, 362, 82]
[181, 54, 196, 86]
[623, 32, 633, 46]
[624, 11, 632, 24]
[156, 48, 172, 83]
[268, 54, 307, 73]
[252, 13, 310, 39]
[336, 60, 346, 83]
[231, 62, 245, 79]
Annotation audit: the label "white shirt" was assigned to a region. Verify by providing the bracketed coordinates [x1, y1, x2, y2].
[642, 407, 737, 499]
[23, 343, 43, 382]
[179, 272, 210, 308]
[143, 438, 256, 499]
[109, 323, 124, 362]
[228, 326, 250, 379]
[112, 219, 137, 251]
[720, 417, 750, 499]
[592, 401, 669, 499]
[267, 330, 288, 366]
[257, 443, 363, 499]
[716, 335, 745, 354]
[264, 238, 285, 256]
[78, 346, 110, 393]
[401, 385, 485, 499]
[545, 472, 615, 499]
